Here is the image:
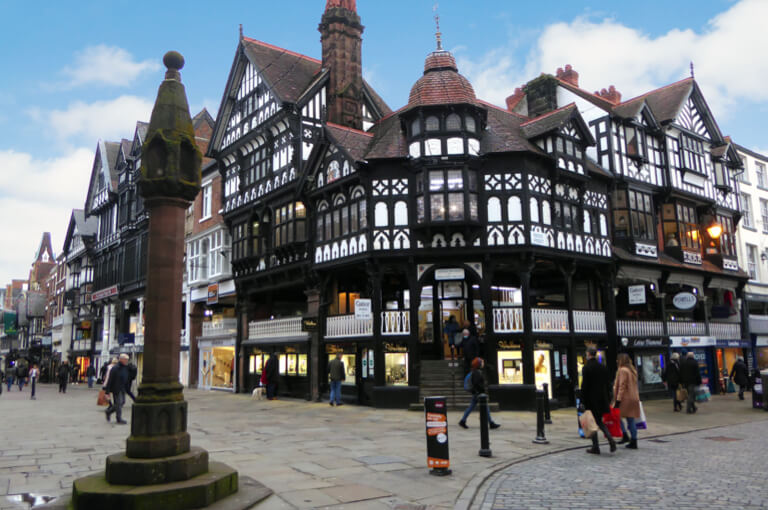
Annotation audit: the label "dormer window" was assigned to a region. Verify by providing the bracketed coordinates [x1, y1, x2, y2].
[425, 116, 440, 131]
[466, 116, 476, 133]
[416, 169, 478, 223]
[446, 113, 461, 131]
[680, 134, 705, 174]
[411, 119, 421, 136]
[713, 159, 730, 190]
[625, 125, 645, 161]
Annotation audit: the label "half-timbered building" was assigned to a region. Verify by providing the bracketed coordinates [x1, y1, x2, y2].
[208, 1, 620, 408]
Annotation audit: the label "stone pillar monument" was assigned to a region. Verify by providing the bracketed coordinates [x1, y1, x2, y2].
[60, 52, 271, 510]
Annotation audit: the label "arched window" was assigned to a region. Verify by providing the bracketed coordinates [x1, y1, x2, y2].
[542, 200, 551, 225]
[446, 137, 463, 154]
[425, 116, 440, 132]
[465, 116, 476, 133]
[487, 197, 502, 223]
[411, 118, 421, 136]
[600, 214, 608, 236]
[446, 113, 461, 131]
[583, 211, 592, 233]
[529, 198, 539, 223]
[394, 201, 408, 225]
[508, 196, 522, 221]
[375, 202, 389, 227]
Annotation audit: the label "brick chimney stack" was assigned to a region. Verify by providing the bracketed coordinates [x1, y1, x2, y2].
[556, 64, 579, 87]
[595, 85, 622, 104]
[505, 87, 525, 111]
[319, 0, 364, 129]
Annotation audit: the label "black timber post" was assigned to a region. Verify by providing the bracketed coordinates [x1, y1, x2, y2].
[481, 261, 497, 384]
[369, 262, 385, 387]
[520, 260, 535, 385]
[306, 288, 322, 402]
[603, 268, 618, 377]
[406, 260, 421, 386]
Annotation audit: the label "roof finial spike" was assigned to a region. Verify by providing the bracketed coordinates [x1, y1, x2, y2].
[433, 3, 442, 51]
[239, 24, 243, 41]
[690, 61, 695, 79]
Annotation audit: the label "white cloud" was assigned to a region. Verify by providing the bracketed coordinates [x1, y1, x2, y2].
[0, 148, 94, 285]
[41, 95, 154, 143]
[460, 0, 768, 121]
[62, 45, 160, 88]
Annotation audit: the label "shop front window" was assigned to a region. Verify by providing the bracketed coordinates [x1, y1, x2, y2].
[637, 353, 664, 386]
[210, 347, 235, 389]
[418, 285, 434, 344]
[497, 350, 523, 384]
[385, 352, 408, 385]
[534, 349, 552, 397]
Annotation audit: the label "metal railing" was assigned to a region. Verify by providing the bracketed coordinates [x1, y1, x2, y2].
[493, 307, 524, 333]
[709, 321, 741, 340]
[202, 318, 238, 337]
[749, 314, 768, 334]
[666, 321, 706, 336]
[617, 320, 664, 337]
[573, 310, 606, 333]
[381, 310, 409, 335]
[532, 308, 569, 333]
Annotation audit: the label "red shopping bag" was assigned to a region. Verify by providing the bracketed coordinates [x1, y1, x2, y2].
[602, 407, 623, 438]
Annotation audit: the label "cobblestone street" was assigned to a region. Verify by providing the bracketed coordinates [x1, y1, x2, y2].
[0, 383, 765, 509]
[478, 420, 768, 510]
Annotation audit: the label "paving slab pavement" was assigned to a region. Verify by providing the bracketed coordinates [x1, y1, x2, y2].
[0, 383, 765, 509]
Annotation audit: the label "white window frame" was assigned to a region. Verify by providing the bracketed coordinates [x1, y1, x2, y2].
[200, 183, 212, 221]
[757, 162, 767, 188]
[741, 192, 753, 228]
[209, 230, 226, 277]
[761, 199, 768, 234]
[747, 244, 759, 281]
[188, 241, 199, 283]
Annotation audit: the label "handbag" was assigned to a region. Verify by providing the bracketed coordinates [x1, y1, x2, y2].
[579, 410, 599, 438]
[97, 389, 109, 406]
[676, 385, 688, 402]
[636, 402, 647, 430]
[602, 407, 623, 438]
[695, 384, 711, 402]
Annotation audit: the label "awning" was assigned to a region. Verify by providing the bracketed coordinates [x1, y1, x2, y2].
[241, 334, 309, 346]
[617, 266, 662, 284]
[666, 273, 704, 293]
[708, 277, 738, 291]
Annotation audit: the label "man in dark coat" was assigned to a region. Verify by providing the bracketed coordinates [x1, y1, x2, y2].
[264, 353, 279, 400]
[86, 364, 96, 389]
[461, 329, 478, 374]
[57, 361, 70, 393]
[104, 354, 130, 424]
[328, 353, 345, 406]
[680, 351, 702, 414]
[663, 352, 682, 411]
[580, 347, 616, 454]
[730, 356, 749, 400]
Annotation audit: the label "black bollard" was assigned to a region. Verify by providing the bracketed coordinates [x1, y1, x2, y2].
[543, 383, 552, 424]
[532, 389, 550, 444]
[478, 393, 492, 457]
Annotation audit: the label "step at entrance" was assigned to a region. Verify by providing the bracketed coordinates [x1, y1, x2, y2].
[413, 360, 499, 411]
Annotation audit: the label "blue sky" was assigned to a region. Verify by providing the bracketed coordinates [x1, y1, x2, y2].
[1, 0, 767, 286]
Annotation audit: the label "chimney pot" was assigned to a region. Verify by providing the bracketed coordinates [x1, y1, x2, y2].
[556, 64, 579, 87]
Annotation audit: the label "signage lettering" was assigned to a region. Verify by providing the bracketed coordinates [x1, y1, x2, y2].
[628, 285, 646, 305]
[301, 318, 317, 332]
[91, 285, 119, 302]
[672, 292, 697, 310]
[424, 397, 450, 472]
[434, 268, 465, 281]
[207, 283, 219, 305]
[354, 299, 372, 320]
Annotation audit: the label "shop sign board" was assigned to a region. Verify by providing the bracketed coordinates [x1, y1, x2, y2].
[756, 336, 768, 347]
[531, 230, 548, 247]
[628, 285, 646, 305]
[627, 338, 668, 348]
[92, 285, 119, 302]
[207, 283, 219, 305]
[434, 268, 465, 281]
[355, 299, 372, 320]
[670, 336, 716, 347]
[301, 317, 317, 332]
[672, 292, 697, 310]
[424, 396, 451, 473]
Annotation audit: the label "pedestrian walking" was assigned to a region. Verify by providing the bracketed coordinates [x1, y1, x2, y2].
[5, 367, 12, 392]
[662, 352, 682, 412]
[730, 356, 749, 401]
[58, 360, 71, 393]
[264, 353, 279, 400]
[613, 353, 641, 449]
[458, 357, 500, 429]
[680, 351, 702, 414]
[328, 353, 345, 406]
[86, 364, 96, 389]
[104, 355, 130, 424]
[461, 329, 478, 374]
[98, 362, 108, 385]
[0, 366, 4, 395]
[580, 346, 616, 455]
[443, 315, 460, 360]
[125, 360, 138, 402]
[28, 364, 39, 400]
[16, 363, 27, 391]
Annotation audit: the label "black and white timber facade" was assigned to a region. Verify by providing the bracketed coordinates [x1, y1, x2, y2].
[203, 1, 749, 407]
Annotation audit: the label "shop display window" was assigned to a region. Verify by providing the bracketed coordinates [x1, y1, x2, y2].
[385, 352, 408, 385]
[250, 354, 265, 373]
[279, 355, 287, 375]
[534, 349, 552, 397]
[298, 354, 308, 376]
[757, 348, 768, 370]
[497, 350, 523, 384]
[576, 350, 605, 388]
[637, 353, 663, 385]
[211, 347, 235, 389]
[340, 354, 356, 385]
[277, 353, 308, 376]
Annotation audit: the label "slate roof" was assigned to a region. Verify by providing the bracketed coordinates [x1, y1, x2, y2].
[136, 121, 149, 144]
[363, 78, 392, 116]
[193, 108, 216, 129]
[104, 141, 121, 190]
[242, 37, 322, 104]
[480, 103, 544, 155]
[520, 103, 579, 139]
[73, 209, 98, 237]
[364, 110, 408, 160]
[325, 123, 373, 162]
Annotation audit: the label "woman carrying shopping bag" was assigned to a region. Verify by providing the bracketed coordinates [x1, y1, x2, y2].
[613, 353, 642, 449]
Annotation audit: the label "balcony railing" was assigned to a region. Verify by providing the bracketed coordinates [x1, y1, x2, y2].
[202, 318, 238, 337]
[709, 321, 741, 340]
[573, 311, 606, 334]
[381, 310, 410, 335]
[617, 320, 664, 337]
[326, 314, 373, 338]
[249, 317, 303, 340]
[667, 321, 706, 336]
[493, 307, 524, 333]
[750, 315, 768, 335]
[52, 315, 64, 327]
[532, 309, 569, 333]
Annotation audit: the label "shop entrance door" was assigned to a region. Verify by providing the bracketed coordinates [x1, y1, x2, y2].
[439, 296, 466, 360]
[200, 350, 213, 390]
[552, 347, 573, 405]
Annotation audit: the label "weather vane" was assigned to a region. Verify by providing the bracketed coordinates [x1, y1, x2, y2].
[433, 3, 442, 51]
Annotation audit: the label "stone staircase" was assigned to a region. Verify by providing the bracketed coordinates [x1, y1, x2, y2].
[409, 360, 499, 411]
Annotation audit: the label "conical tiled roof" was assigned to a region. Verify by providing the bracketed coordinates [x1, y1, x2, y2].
[407, 50, 476, 107]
